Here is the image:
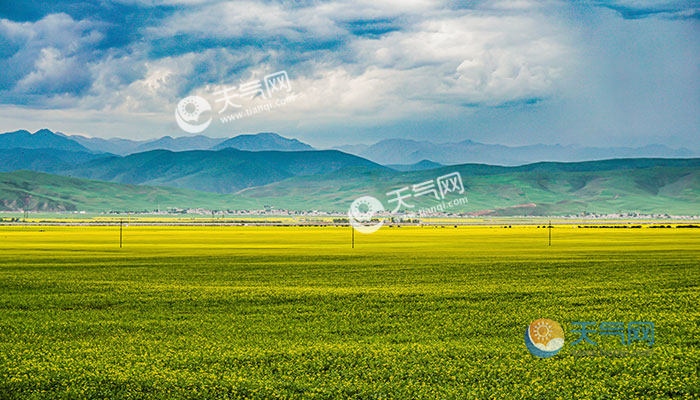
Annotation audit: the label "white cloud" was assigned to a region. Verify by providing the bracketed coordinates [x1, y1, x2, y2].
[0, 13, 104, 102]
[2, 0, 695, 149]
[1, 1, 576, 121]
[233, 5, 576, 125]
[11, 0, 569, 130]
[151, 1, 341, 40]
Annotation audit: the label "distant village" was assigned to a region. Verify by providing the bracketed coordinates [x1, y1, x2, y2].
[2, 208, 697, 221]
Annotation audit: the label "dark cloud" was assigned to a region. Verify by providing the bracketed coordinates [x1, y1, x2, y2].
[341, 18, 402, 37]
[593, 1, 700, 19]
[147, 33, 344, 61]
[0, 0, 178, 48]
[0, 14, 104, 102]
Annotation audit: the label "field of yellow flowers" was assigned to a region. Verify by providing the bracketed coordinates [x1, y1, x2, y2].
[0, 225, 698, 399]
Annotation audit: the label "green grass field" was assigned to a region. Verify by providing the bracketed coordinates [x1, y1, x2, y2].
[0, 226, 698, 399]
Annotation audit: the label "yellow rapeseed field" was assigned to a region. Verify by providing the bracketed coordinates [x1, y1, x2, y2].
[0, 225, 698, 399]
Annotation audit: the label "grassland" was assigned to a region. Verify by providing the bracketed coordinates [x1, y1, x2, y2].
[0, 225, 698, 399]
[0, 171, 260, 212]
[3, 158, 700, 215]
[243, 163, 700, 215]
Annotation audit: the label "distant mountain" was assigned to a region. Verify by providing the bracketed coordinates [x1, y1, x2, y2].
[135, 135, 226, 153]
[337, 138, 698, 166]
[63, 148, 386, 193]
[334, 143, 370, 155]
[0, 148, 107, 173]
[8, 128, 696, 166]
[0, 170, 254, 212]
[0, 129, 92, 153]
[67, 135, 145, 155]
[68, 134, 227, 155]
[65, 132, 313, 154]
[213, 132, 314, 151]
[388, 160, 443, 171]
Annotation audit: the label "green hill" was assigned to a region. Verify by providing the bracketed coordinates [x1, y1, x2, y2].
[1, 159, 699, 215]
[239, 159, 700, 215]
[0, 170, 257, 212]
[0, 148, 106, 173]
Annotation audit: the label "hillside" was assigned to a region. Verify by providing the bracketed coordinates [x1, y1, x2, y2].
[0, 171, 256, 212]
[239, 158, 700, 215]
[1, 158, 698, 215]
[388, 160, 444, 171]
[0, 148, 107, 173]
[63, 148, 387, 193]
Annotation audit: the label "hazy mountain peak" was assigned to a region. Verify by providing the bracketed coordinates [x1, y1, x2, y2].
[213, 132, 314, 152]
[133, 135, 225, 153]
[338, 137, 699, 166]
[0, 128, 91, 153]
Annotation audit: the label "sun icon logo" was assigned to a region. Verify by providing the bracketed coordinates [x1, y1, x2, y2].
[348, 195, 385, 234]
[524, 318, 564, 358]
[350, 198, 375, 221]
[175, 95, 212, 133]
[533, 320, 553, 341]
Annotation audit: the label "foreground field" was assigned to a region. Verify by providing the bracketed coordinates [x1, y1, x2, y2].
[0, 225, 698, 399]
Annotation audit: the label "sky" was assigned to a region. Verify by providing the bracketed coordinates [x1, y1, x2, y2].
[0, 0, 698, 149]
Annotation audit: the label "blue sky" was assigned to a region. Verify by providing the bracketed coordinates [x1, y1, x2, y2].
[0, 0, 698, 148]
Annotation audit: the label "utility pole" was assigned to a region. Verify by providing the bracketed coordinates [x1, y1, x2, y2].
[351, 225, 355, 248]
[120, 219, 123, 248]
[548, 220, 552, 246]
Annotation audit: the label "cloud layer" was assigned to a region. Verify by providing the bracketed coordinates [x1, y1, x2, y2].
[0, 0, 698, 148]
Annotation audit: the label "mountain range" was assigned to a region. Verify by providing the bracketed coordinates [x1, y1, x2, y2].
[62, 148, 384, 193]
[3, 158, 699, 215]
[334, 139, 698, 166]
[49, 130, 316, 155]
[0, 128, 698, 215]
[1, 129, 92, 153]
[3, 129, 695, 165]
[0, 130, 382, 193]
